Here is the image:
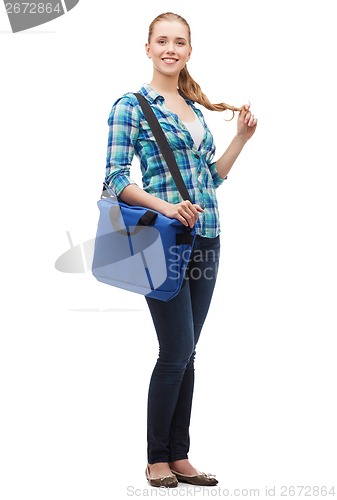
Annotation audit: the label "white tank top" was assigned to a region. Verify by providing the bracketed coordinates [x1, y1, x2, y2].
[182, 115, 205, 149]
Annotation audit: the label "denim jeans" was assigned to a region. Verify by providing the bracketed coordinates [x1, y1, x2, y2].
[145, 235, 220, 464]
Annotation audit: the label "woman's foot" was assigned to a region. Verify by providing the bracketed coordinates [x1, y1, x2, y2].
[146, 463, 178, 488]
[148, 462, 173, 477]
[169, 459, 200, 476]
[169, 459, 218, 486]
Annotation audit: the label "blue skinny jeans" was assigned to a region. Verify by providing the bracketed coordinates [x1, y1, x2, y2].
[145, 235, 220, 464]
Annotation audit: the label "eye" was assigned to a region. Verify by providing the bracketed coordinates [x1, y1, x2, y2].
[176, 41, 185, 46]
[158, 40, 166, 45]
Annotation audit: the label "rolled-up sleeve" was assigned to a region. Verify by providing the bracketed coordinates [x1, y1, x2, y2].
[208, 161, 227, 188]
[196, 106, 227, 189]
[205, 144, 227, 189]
[105, 96, 140, 196]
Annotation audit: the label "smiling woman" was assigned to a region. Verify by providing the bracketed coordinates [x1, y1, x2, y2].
[145, 12, 242, 116]
[103, 10, 257, 489]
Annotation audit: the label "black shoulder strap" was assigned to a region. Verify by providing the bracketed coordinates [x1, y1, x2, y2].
[133, 92, 192, 203]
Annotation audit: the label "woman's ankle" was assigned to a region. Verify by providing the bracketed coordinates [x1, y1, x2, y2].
[169, 459, 199, 475]
[148, 462, 172, 477]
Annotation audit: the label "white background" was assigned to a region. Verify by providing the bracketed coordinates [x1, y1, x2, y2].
[1, 1, 336, 498]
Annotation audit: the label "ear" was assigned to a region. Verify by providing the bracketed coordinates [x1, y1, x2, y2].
[145, 43, 151, 58]
[187, 45, 192, 61]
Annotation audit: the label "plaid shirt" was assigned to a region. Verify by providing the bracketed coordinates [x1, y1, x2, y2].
[105, 83, 226, 237]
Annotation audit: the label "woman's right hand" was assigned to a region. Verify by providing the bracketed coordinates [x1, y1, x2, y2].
[163, 200, 204, 228]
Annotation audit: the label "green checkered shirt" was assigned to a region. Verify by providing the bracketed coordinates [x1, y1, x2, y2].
[105, 83, 226, 237]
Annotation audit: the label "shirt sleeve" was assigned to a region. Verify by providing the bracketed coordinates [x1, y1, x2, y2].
[105, 95, 140, 196]
[208, 161, 227, 188]
[194, 104, 227, 189]
[205, 136, 227, 189]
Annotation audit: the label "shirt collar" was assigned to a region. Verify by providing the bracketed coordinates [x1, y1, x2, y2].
[139, 83, 195, 105]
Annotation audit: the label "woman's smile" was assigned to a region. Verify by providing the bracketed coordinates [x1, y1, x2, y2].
[162, 57, 179, 64]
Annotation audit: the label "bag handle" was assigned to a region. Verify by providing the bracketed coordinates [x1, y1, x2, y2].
[133, 93, 192, 203]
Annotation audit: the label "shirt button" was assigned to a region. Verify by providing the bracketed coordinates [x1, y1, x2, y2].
[194, 153, 200, 159]
[199, 188, 203, 193]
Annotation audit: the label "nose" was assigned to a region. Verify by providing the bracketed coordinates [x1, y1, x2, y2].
[165, 42, 176, 54]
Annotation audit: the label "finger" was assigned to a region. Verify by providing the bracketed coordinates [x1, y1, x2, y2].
[182, 209, 197, 227]
[179, 203, 195, 217]
[182, 200, 198, 212]
[249, 116, 257, 127]
[179, 214, 194, 228]
[180, 202, 203, 227]
[176, 213, 189, 227]
[248, 114, 255, 126]
[239, 107, 246, 118]
[244, 111, 251, 124]
[181, 210, 194, 222]
[177, 207, 195, 228]
[240, 102, 250, 113]
[240, 109, 249, 122]
[187, 206, 202, 227]
[181, 202, 199, 221]
[240, 102, 251, 121]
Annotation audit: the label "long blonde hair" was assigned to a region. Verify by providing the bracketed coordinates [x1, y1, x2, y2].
[148, 12, 242, 118]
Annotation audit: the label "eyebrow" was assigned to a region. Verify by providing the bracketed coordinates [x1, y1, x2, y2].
[155, 36, 187, 41]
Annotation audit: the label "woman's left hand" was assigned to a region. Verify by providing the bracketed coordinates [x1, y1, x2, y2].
[237, 104, 258, 142]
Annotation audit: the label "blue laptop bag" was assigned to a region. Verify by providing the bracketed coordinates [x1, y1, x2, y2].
[92, 194, 195, 301]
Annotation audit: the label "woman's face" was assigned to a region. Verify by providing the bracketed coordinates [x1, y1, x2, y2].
[146, 20, 192, 77]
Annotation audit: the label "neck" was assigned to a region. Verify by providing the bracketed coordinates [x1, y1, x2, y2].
[149, 72, 180, 96]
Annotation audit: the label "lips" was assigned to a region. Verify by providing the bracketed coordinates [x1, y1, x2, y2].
[162, 58, 178, 63]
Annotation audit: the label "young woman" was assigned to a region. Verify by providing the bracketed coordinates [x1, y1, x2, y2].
[105, 12, 257, 488]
